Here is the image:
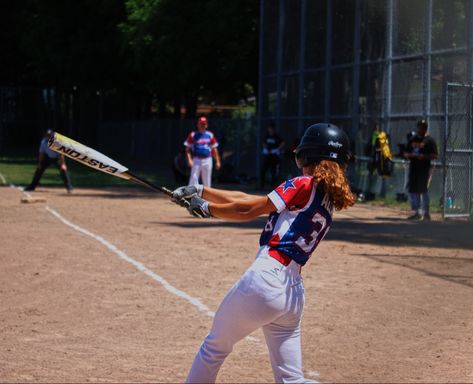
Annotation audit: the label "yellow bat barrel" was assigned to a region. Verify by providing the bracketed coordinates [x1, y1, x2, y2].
[47, 132, 131, 180]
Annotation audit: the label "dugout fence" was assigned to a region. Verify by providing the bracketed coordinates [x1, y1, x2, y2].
[97, 118, 446, 204]
[444, 82, 473, 219]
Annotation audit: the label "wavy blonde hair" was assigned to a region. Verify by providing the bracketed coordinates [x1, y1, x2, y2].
[308, 160, 355, 211]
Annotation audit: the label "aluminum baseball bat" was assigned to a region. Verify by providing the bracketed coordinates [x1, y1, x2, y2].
[47, 132, 173, 197]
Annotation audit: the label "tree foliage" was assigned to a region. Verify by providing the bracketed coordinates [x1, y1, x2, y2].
[0, 0, 127, 89]
[120, 0, 259, 115]
[1, 0, 259, 118]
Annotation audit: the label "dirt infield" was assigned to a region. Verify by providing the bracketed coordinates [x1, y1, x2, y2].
[1, 185, 472, 383]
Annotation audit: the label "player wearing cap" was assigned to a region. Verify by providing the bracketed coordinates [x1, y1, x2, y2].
[403, 119, 438, 221]
[24, 129, 73, 193]
[184, 116, 221, 187]
[172, 123, 355, 383]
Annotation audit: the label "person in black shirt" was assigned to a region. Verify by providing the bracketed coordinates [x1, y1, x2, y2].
[260, 122, 285, 188]
[404, 119, 438, 221]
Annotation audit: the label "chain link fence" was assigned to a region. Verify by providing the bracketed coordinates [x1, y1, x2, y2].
[97, 118, 448, 206]
[444, 83, 473, 218]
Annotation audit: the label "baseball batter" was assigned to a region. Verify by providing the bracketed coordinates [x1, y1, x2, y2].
[173, 123, 355, 383]
[184, 116, 221, 187]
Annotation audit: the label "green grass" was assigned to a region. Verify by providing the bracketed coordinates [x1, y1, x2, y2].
[0, 154, 172, 190]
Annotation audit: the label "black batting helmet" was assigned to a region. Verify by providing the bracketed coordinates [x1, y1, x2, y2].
[294, 123, 350, 168]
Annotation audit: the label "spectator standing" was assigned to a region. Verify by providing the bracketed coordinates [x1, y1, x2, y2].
[260, 122, 285, 188]
[184, 116, 221, 187]
[404, 119, 438, 220]
[24, 129, 73, 193]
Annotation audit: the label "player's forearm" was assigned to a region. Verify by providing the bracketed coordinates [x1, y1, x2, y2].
[212, 148, 221, 164]
[203, 187, 257, 204]
[209, 198, 268, 221]
[185, 149, 193, 164]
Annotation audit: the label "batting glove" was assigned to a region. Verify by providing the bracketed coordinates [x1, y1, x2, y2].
[171, 184, 203, 207]
[188, 195, 212, 218]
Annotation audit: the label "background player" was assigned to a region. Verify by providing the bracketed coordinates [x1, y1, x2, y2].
[24, 129, 73, 193]
[403, 119, 438, 220]
[184, 116, 221, 187]
[172, 123, 355, 383]
[260, 121, 285, 189]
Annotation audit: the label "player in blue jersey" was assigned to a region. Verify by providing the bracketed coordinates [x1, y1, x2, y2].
[172, 123, 355, 383]
[184, 116, 221, 187]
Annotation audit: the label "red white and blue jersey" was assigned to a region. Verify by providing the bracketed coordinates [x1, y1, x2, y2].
[260, 176, 333, 266]
[184, 130, 218, 159]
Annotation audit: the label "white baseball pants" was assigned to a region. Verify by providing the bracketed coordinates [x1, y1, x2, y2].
[186, 247, 317, 383]
[188, 157, 213, 187]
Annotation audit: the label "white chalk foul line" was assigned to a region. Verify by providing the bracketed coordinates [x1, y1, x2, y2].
[4, 177, 319, 380]
[2, 176, 263, 342]
[44, 205, 260, 343]
[13, 184, 32, 198]
[45, 206, 215, 318]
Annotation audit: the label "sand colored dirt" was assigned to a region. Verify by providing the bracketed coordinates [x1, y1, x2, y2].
[1, 186, 472, 383]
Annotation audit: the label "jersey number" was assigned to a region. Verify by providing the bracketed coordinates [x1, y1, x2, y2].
[264, 213, 276, 232]
[295, 212, 329, 253]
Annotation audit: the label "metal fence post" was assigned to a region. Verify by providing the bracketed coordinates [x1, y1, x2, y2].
[443, 84, 449, 219]
[384, 0, 394, 134]
[423, 0, 433, 124]
[324, 0, 333, 121]
[297, 0, 306, 137]
[352, 0, 361, 140]
[256, 0, 265, 185]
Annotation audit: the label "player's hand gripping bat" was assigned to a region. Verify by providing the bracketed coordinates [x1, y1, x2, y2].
[47, 132, 186, 205]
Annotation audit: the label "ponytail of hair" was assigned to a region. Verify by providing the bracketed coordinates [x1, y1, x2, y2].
[311, 160, 355, 211]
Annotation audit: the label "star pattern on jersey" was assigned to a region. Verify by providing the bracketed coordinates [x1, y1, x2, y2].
[282, 179, 296, 193]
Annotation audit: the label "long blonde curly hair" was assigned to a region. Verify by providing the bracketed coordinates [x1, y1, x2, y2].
[308, 160, 355, 211]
